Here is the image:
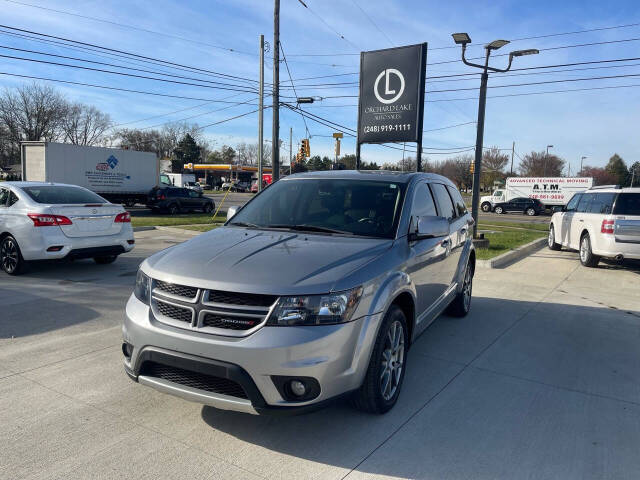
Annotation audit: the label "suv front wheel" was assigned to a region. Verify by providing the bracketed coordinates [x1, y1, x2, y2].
[579, 233, 600, 267]
[353, 305, 408, 414]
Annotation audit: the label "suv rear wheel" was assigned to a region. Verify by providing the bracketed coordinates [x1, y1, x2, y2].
[167, 203, 180, 215]
[352, 305, 408, 414]
[494, 206, 504, 214]
[579, 233, 600, 267]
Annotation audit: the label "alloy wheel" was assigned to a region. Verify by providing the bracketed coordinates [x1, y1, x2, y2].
[527, 208, 535, 216]
[380, 320, 405, 401]
[1, 238, 19, 273]
[548, 227, 554, 248]
[580, 237, 589, 263]
[462, 264, 473, 312]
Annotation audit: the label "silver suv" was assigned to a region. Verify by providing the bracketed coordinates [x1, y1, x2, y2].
[123, 171, 475, 415]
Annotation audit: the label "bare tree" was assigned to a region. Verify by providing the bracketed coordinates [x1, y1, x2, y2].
[0, 82, 67, 144]
[519, 150, 566, 177]
[61, 103, 112, 146]
[481, 146, 509, 188]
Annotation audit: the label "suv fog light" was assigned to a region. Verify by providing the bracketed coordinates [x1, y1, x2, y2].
[290, 380, 306, 397]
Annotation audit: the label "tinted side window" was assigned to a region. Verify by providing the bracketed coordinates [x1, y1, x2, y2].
[565, 194, 581, 212]
[613, 193, 640, 215]
[577, 193, 594, 213]
[189, 190, 199, 198]
[0, 188, 8, 206]
[429, 183, 456, 220]
[8, 192, 19, 206]
[410, 183, 437, 231]
[588, 193, 616, 214]
[446, 185, 467, 217]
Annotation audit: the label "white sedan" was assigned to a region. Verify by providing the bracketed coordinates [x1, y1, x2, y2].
[0, 182, 135, 275]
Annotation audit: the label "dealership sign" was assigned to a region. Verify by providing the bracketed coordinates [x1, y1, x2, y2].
[357, 43, 427, 145]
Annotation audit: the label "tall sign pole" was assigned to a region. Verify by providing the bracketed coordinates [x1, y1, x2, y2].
[289, 127, 292, 174]
[356, 43, 428, 172]
[272, 0, 280, 182]
[258, 34, 264, 192]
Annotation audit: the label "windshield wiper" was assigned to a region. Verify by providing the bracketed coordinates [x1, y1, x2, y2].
[265, 224, 354, 235]
[228, 221, 261, 228]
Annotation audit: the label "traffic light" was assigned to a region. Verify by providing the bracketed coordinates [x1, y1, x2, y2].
[301, 138, 310, 157]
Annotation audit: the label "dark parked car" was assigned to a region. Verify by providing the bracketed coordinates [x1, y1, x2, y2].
[146, 186, 214, 214]
[493, 197, 544, 216]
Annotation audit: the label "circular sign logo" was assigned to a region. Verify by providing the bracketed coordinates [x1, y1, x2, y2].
[374, 68, 405, 104]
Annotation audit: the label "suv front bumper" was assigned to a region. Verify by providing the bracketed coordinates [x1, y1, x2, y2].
[123, 294, 380, 414]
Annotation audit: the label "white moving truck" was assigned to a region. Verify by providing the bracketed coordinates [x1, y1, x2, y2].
[480, 177, 594, 212]
[21, 142, 171, 206]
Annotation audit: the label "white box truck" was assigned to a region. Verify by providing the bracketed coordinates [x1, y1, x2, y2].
[21, 142, 171, 206]
[480, 177, 594, 212]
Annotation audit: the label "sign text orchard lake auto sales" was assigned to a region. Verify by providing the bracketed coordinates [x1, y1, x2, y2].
[357, 43, 427, 145]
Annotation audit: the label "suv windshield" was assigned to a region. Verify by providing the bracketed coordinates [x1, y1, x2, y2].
[613, 193, 640, 215]
[229, 178, 406, 238]
[21, 186, 107, 204]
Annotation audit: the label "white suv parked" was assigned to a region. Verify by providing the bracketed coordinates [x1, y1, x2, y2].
[548, 186, 640, 267]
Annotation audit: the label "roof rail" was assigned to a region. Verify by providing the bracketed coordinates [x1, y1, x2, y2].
[589, 185, 620, 190]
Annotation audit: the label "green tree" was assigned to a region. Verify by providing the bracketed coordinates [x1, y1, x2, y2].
[630, 161, 640, 187]
[172, 133, 200, 173]
[605, 154, 628, 186]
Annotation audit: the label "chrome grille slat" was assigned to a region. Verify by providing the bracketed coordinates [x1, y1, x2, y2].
[149, 281, 279, 336]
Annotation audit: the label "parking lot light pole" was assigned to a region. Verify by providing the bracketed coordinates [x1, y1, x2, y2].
[452, 32, 539, 238]
[580, 156, 587, 175]
[544, 145, 553, 176]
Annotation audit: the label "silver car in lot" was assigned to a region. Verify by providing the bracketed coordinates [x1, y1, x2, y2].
[123, 171, 475, 415]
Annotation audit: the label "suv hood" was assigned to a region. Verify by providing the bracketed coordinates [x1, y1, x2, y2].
[144, 226, 392, 295]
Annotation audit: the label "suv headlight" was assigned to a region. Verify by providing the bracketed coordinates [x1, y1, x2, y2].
[267, 287, 363, 326]
[134, 269, 151, 304]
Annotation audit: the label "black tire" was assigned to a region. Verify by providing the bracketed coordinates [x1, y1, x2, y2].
[579, 233, 600, 267]
[167, 203, 180, 215]
[526, 207, 536, 216]
[1, 235, 26, 275]
[94, 255, 118, 265]
[203, 202, 214, 214]
[446, 261, 474, 317]
[548, 224, 561, 251]
[124, 199, 136, 208]
[494, 206, 504, 214]
[352, 305, 408, 414]
[481, 202, 492, 212]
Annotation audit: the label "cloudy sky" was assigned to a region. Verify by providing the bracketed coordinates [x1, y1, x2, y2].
[1, 0, 639, 172]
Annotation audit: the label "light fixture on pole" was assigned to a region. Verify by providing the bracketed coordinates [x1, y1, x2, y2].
[544, 145, 553, 177]
[452, 32, 538, 238]
[580, 156, 587, 175]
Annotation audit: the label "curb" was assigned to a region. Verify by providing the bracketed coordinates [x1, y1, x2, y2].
[154, 226, 204, 236]
[477, 236, 547, 269]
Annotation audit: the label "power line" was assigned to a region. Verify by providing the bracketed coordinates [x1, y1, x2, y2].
[0, 53, 263, 94]
[423, 121, 476, 133]
[296, 0, 360, 51]
[0, 24, 260, 84]
[280, 42, 310, 137]
[0, 45, 261, 91]
[350, 0, 395, 46]
[0, 71, 261, 102]
[3, 0, 257, 56]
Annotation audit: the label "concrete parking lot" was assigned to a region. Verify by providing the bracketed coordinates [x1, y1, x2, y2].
[1, 229, 640, 479]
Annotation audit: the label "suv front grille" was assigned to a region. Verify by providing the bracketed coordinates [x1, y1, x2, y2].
[202, 313, 259, 330]
[155, 280, 198, 300]
[140, 362, 248, 399]
[207, 290, 277, 307]
[155, 300, 193, 324]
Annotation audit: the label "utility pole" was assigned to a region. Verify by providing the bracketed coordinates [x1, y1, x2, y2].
[272, 0, 280, 182]
[544, 144, 553, 177]
[258, 34, 264, 192]
[452, 32, 538, 239]
[580, 156, 587, 176]
[289, 127, 292, 174]
[510, 141, 515, 175]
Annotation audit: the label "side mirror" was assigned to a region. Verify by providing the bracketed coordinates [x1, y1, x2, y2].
[409, 216, 450, 241]
[552, 205, 563, 213]
[226, 205, 240, 220]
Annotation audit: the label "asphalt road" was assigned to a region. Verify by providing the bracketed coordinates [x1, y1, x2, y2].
[2, 229, 640, 479]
